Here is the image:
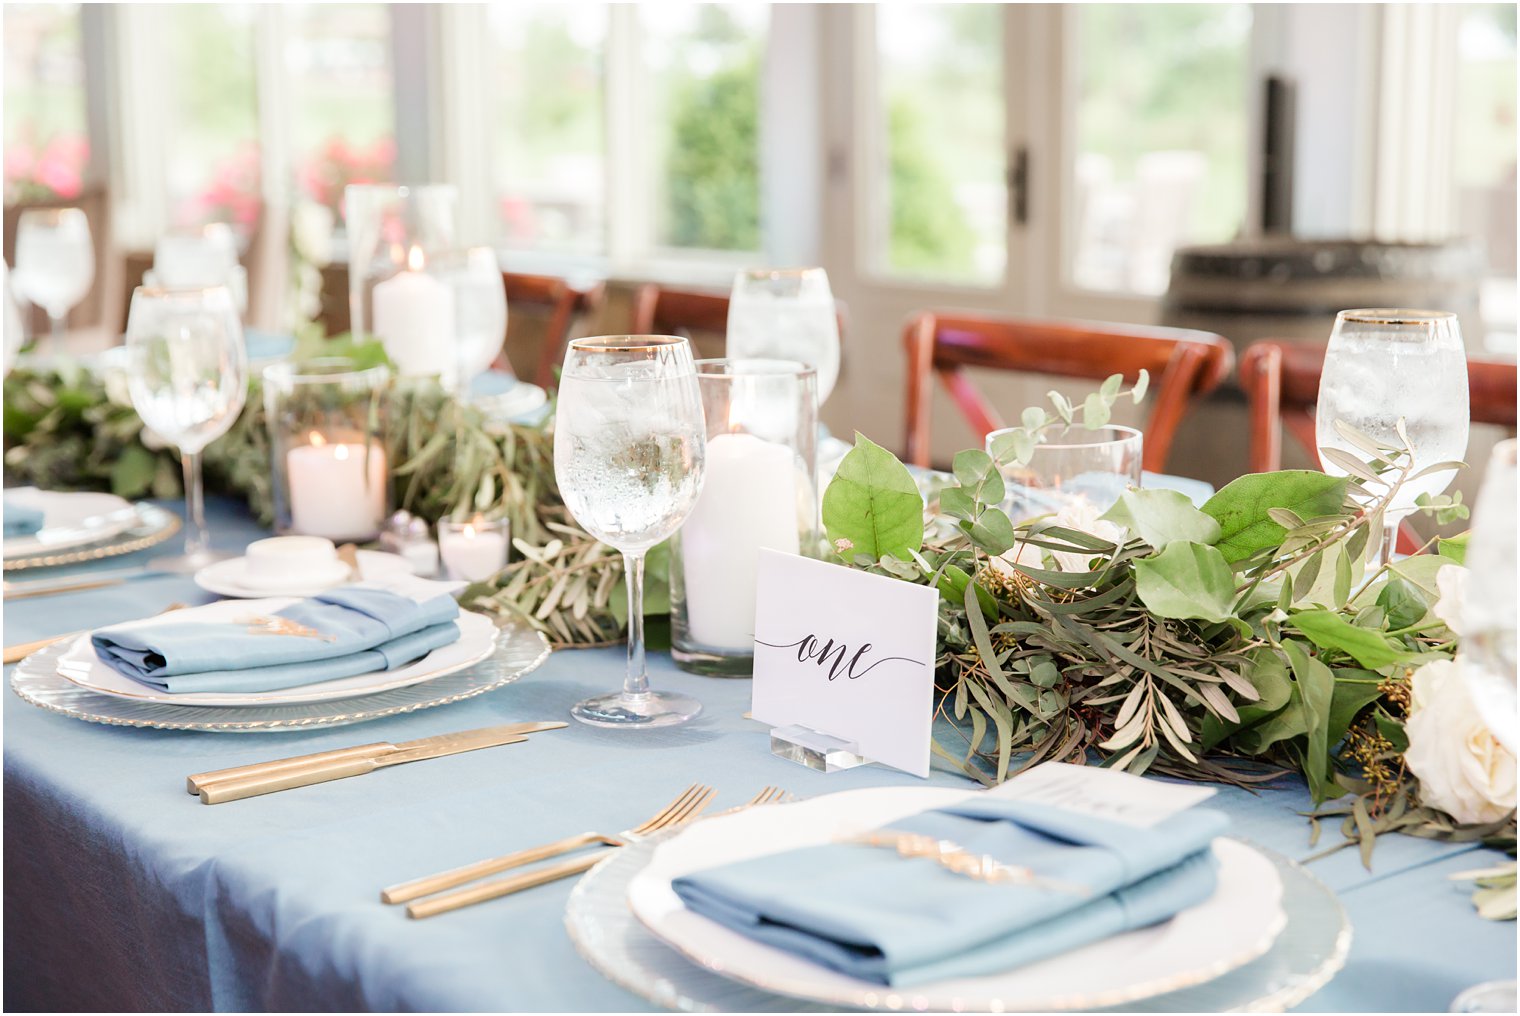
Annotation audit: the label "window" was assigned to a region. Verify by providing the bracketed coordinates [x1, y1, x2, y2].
[489, 4, 606, 254]
[285, 3, 396, 217]
[1068, 4, 1251, 295]
[1453, 3, 1517, 349]
[872, 4, 1005, 284]
[162, 4, 260, 231]
[3, 3, 87, 204]
[643, 3, 766, 254]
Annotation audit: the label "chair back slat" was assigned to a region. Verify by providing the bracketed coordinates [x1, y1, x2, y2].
[1240, 340, 1519, 471]
[631, 283, 848, 363]
[903, 310, 1233, 472]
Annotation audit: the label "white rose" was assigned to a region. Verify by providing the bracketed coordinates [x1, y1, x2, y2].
[1433, 564, 1468, 635]
[1050, 497, 1127, 573]
[988, 539, 1043, 579]
[1405, 657, 1517, 824]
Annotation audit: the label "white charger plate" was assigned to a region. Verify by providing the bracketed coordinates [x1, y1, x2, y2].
[54, 597, 497, 708]
[194, 549, 413, 598]
[626, 786, 1286, 1013]
[3, 489, 139, 558]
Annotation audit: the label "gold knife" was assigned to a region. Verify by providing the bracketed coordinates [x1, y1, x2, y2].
[195, 721, 568, 805]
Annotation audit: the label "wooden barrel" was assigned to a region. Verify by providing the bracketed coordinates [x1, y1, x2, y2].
[1160, 238, 1488, 488]
[1162, 238, 1485, 348]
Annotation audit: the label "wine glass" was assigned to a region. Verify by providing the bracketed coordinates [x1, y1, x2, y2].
[149, 224, 248, 316]
[554, 336, 707, 727]
[1462, 439, 1517, 753]
[727, 268, 840, 405]
[125, 286, 249, 572]
[441, 247, 510, 394]
[11, 208, 94, 340]
[1315, 309, 1469, 568]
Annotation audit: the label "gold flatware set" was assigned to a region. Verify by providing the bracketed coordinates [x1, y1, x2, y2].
[182, 723, 789, 917]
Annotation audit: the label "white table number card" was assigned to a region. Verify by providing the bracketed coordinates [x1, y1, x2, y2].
[751, 548, 939, 777]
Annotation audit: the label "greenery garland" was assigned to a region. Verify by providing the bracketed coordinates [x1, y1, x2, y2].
[5, 356, 1513, 908]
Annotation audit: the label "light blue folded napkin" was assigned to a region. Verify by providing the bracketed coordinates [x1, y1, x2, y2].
[672, 797, 1228, 986]
[3, 500, 44, 538]
[91, 586, 462, 694]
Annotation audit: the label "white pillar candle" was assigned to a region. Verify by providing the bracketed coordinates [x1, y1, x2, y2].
[372, 246, 455, 377]
[286, 435, 388, 541]
[680, 432, 800, 650]
[438, 519, 510, 582]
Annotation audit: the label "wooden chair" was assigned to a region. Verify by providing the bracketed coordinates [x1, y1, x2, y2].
[630, 282, 849, 363]
[503, 272, 606, 390]
[903, 311, 1234, 472]
[1240, 341, 1518, 473]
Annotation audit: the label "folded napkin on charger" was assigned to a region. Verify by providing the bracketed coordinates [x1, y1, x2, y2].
[3, 499, 44, 538]
[91, 584, 462, 694]
[672, 796, 1228, 987]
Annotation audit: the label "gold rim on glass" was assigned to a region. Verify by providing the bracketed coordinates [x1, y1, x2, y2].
[568, 335, 690, 353]
[1336, 308, 1458, 326]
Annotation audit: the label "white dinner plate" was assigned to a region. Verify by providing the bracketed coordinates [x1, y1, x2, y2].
[54, 597, 497, 708]
[2, 489, 140, 559]
[627, 786, 1286, 1013]
[194, 549, 414, 598]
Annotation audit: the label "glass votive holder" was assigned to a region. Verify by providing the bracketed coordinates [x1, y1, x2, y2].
[264, 359, 391, 542]
[670, 358, 819, 676]
[344, 183, 459, 378]
[986, 424, 1143, 521]
[438, 515, 510, 582]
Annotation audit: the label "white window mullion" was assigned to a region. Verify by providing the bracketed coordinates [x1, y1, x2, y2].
[99, 4, 168, 248]
[432, 3, 493, 248]
[760, 4, 823, 266]
[604, 5, 647, 272]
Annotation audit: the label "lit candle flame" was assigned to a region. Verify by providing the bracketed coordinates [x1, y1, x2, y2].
[309, 431, 326, 447]
[334, 444, 350, 461]
[407, 245, 425, 272]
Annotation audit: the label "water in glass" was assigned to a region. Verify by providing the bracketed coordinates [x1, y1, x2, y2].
[554, 336, 707, 727]
[11, 208, 94, 335]
[1315, 310, 1468, 568]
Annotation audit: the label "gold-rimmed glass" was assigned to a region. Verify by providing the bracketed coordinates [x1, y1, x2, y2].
[1315, 308, 1469, 568]
[553, 335, 707, 728]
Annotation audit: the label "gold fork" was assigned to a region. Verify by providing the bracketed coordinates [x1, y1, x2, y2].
[382, 783, 716, 906]
[403, 786, 791, 920]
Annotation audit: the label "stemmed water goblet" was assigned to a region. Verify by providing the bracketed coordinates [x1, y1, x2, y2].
[11, 207, 94, 341]
[1315, 309, 1469, 569]
[727, 268, 840, 406]
[554, 336, 707, 727]
[124, 285, 249, 572]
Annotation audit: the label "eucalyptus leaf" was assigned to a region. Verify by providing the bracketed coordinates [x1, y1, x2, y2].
[1288, 609, 1424, 669]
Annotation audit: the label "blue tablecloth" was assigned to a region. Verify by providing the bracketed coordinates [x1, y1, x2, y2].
[3, 499, 1515, 1012]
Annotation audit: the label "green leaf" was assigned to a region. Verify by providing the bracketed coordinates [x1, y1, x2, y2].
[988, 427, 1036, 466]
[1204, 647, 1294, 750]
[109, 444, 158, 499]
[1133, 542, 1236, 622]
[1083, 392, 1111, 429]
[1288, 609, 1424, 670]
[1374, 709, 1410, 754]
[1437, 533, 1469, 565]
[1376, 578, 1430, 630]
[951, 449, 1005, 506]
[1201, 471, 1349, 564]
[964, 508, 1017, 556]
[1100, 488, 1221, 551]
[821, 434, 924, 560]
[1131, 369, 1150, 403]
[1284, 639, 1337, 801]
[1328, 668, 1386, 744]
